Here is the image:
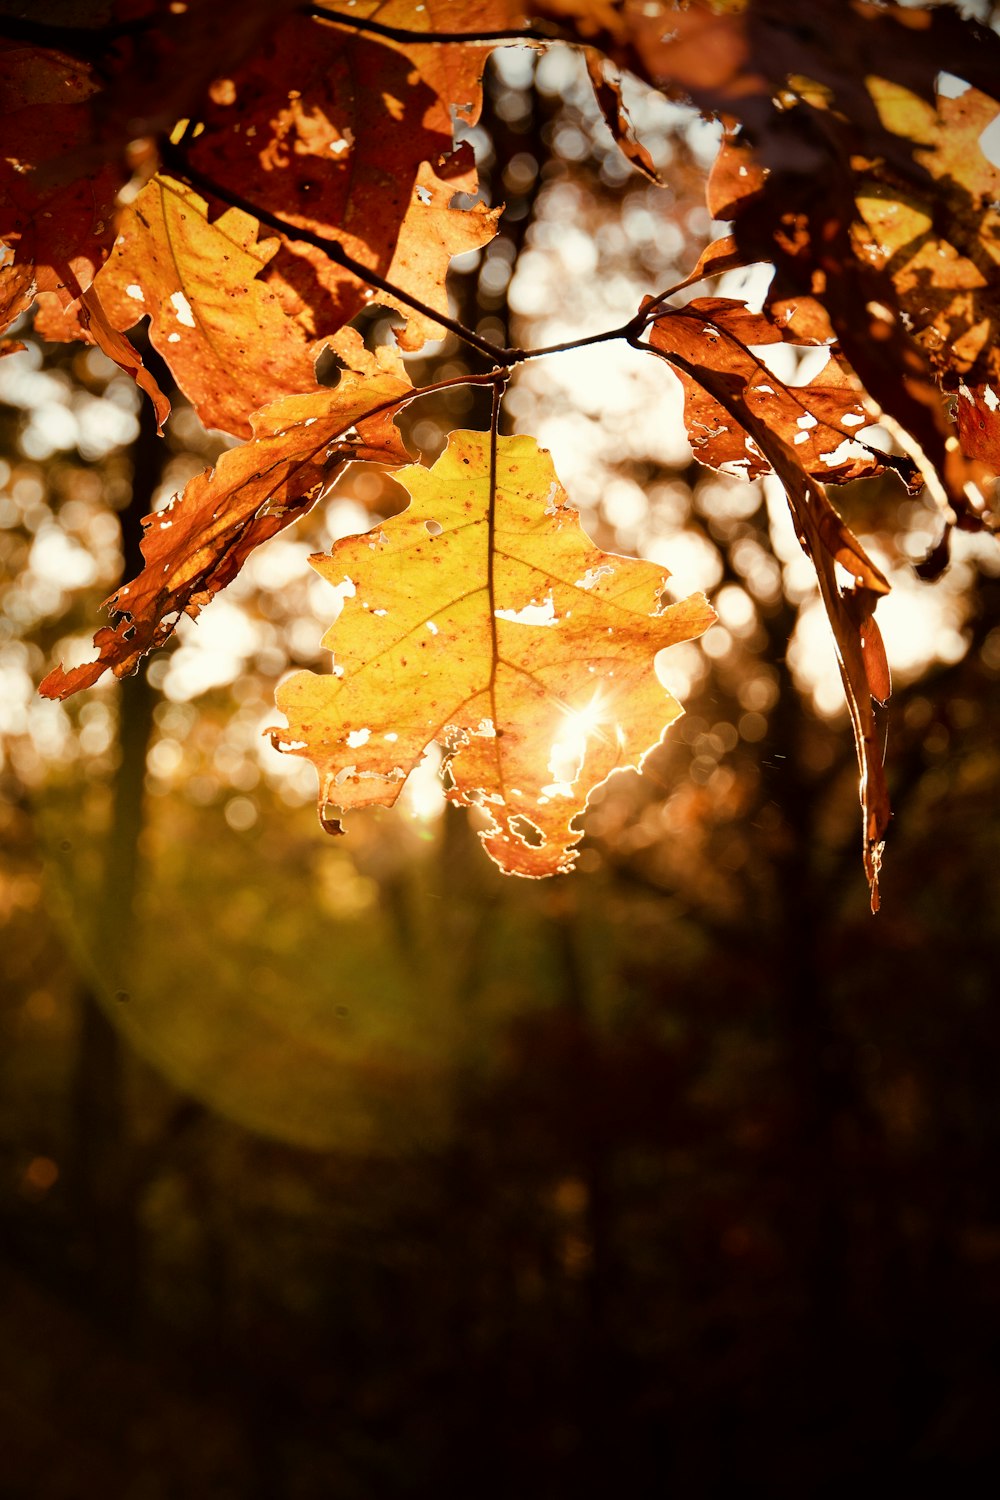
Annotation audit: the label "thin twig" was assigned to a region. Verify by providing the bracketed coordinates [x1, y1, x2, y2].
[159, 138, 508, 365]
[158, 138, 652, 373]
[519, 314, 649, 363]
[305, 4, 555, 46]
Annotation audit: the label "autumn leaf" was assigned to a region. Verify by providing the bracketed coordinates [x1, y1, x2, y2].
[273, 430, 715, 877]
[647, 310, 892, 908]
[585, 49, 660, 183]
[188, 16, 459, 279]
[315, 0, 502, 133]
[40, 333, 413, 699]
[646, 297, 914, 490]
[383, 160, 501, 350]
[611, 0, 1000, 521]
[92, 174, 324, 437]
[0, 42, 122, 329]
[75, 285, 171, 432]
[854, 81, 1000, 388]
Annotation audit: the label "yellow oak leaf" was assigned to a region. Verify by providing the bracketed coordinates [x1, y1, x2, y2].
[273, 430, 715, 877]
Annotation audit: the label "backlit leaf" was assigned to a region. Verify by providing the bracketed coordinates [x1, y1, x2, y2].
[273, 430, 715, 877]
[92, 175, 324, 437]
[647, 309, 892, 908]
[648, 297, 913, 489]
[40, 332, 413, 698]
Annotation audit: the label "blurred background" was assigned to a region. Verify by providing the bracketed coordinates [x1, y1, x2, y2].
[3, 43, 1000, 1498]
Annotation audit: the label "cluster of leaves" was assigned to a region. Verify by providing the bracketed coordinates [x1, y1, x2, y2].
[3, 0, 1000, 904]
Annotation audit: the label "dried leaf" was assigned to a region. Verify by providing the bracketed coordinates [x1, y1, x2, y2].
[585, 49, 660, 183]
[189, 17, 456, 275]
[315, 0, 501, 130]
[274, 431, 714, 876]
[40, 332, 413, 699]
[647, 308, 892, 907]
[383, 161, 502, 350]
[854, 81, 1000, 387]
[956, 383, 1000, 471]
[183, 10, 501, 356]
[76, 286, 171, 433]
[648, 298, 912, 488]
[92, 175, 323, 437]
[0, 42, 122, 329]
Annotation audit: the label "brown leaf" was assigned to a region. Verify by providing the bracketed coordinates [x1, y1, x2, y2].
[956, 383, 1000, 470]
[647, 307, 892, 907]
[647, 297, 910, 488]
[0, 42, 122, 329]
[706, 130, 765, 222]
[40, 332, 413, 699]
[189, 17, 455, 279]
[76, 286, 171, 433]
[273, 430, 715, 876]
[664, 235, 753, 298]
[585, 49, 660, 183]
[556, 0, 1000, 518]
[315, 0, 501, 130]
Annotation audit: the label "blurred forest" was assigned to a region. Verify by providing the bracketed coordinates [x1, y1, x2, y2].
[4, 41, 1000, 1499]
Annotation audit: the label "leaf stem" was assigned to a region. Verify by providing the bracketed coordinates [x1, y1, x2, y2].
[487, 370, 508, 766]
[518, 313, 650, 363]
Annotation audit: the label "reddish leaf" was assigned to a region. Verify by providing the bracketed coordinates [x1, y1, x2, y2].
[40, 333, 413, 699]
[0, 42, 122, 329]
[585, 49, 660, 183]
[956, 384, 1000, 470]
[188, 18, 456, 277]
[647, 307, 892, 908]
[647, 297, 911, 489]
[76, 286, 170, 433]
[315, 0, 500, 132]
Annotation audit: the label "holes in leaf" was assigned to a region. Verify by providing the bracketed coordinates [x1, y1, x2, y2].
[320, 803, 345, 836]
[425, 518, 443, 535]
[509, 814, 545, 849]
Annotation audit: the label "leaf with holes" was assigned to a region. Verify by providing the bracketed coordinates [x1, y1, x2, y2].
[91, 174, 325, 437]
[273, 429, 715, 877]
[647, 309, 892, 908]
[40, 332, 413, 699]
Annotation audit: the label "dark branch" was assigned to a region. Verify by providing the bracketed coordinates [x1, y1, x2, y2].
[158, 139, 641, 372]
[521, 316, 650, 363]
[305, 4, 555, 46]
[159, 137, 508, 365]
[0, 12, 140, 60]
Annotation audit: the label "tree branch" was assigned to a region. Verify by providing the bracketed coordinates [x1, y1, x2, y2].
[158, 139, 646, 374]
[159, 138, 510, 363]
[305, 4, 555, 46]
[520, 315, 650, 363]
[0, 13, 140, 59]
